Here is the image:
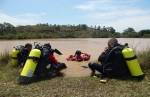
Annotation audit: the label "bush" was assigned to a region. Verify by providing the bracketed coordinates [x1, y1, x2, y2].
[0, 51, 10, 65]
[137, 49, 150, 71]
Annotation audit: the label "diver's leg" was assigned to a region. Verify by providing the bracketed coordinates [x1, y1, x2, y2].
[88, 63, 103, 76]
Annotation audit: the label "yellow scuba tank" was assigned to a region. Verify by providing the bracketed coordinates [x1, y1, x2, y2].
[122, 48, 144, 77]
[20, 49, 41, 77]
[10, 48, 20, 66]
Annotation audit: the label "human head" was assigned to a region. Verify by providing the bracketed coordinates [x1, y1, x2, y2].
[108, 38, 118, 48]
[25, 43, 32, 51]
[75, 50, 81, 56]
[125, 43, 128, 47]
[43, 43, 51, 49]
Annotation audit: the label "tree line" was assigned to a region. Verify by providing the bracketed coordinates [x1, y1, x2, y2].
[0, 22, 150, 39]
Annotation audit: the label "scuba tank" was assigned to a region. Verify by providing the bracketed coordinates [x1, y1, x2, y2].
[9, 45, 24, 67]
[122, 47, 144, 77]
[19, 49, 41, 84]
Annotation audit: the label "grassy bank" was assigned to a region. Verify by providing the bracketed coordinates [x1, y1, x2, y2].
[138, 49, 150, 72]
[0, 50, 150, 97]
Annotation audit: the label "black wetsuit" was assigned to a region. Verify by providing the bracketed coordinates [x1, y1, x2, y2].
[18, 48, 30, 67]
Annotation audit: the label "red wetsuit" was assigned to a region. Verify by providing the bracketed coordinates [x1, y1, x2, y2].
[48, 54, 58, 64]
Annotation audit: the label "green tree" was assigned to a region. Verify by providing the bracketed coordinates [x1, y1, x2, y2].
[107, 27, 116, 34]
[138, 29, 150, 37]
[123, 27, 135, 33]
[122, 27, 138, 38]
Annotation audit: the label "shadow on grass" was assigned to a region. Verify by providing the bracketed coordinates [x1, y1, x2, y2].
[33, 72, 65, 83]
[94, 73, 145, 82]
[18, 72, 65, 85]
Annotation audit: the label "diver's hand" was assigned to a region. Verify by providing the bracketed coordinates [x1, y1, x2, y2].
[104, 47, 108, 51]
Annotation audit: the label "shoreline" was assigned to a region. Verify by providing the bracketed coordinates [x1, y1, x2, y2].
[1, 37, 150, 41]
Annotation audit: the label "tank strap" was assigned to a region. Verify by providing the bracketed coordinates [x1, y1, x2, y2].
[124, 55, 137, 61]
[27, 57, 40, 62]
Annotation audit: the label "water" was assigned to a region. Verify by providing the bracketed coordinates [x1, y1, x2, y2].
[0, 38, 150, 77]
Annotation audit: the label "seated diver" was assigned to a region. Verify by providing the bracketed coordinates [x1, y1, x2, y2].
[18, 43, 67, 84]
[74, 50, 90, 61]
[35, 43, 67, 78]
[75, 50, 83, 61]
[18, 43, 32, 67]
[88, 38, 130, 82]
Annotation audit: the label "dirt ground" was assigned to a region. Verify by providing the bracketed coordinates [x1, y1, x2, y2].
[55, 51, 101, 77]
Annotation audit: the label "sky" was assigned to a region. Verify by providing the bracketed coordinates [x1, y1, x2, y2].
[0, 0, 150, 32]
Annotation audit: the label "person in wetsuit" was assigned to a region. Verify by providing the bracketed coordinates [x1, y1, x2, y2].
[88, 38, 130, 79]
[18, 43, 32, 67]
[35, 43, 66, 78]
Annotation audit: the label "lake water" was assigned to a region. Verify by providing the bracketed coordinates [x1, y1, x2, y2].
[0, 38, 150, 77]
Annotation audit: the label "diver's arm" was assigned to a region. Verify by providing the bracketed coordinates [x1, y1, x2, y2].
[98, 48, 110, 62]
[54, 49, 63, 55]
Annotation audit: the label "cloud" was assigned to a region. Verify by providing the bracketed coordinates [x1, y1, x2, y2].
[75, 0, 112, 11]
[109, 15, 150, 32]
[75, 0, 149, 32]
[0, 12, 47, 26]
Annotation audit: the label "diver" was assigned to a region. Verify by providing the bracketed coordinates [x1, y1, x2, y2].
[18, 43, 32, 67]
[19, 43, 66, 84]
[10, 43, 32, 67]
[35, 43, 67, 78]
[88, 38, 131, 82]
[67, 50, 90, 62]
[74, 50, 83, 61]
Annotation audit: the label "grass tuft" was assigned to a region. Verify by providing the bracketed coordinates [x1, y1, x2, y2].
[0, 51, 10, 65]
[137, 49, 150, 72]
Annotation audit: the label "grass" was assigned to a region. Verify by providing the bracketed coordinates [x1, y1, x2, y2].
[0, 52, 18, 82]
[0, 50, 150, 97]
[138, 49, 150, 71]
[0, 51, 10, 65]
